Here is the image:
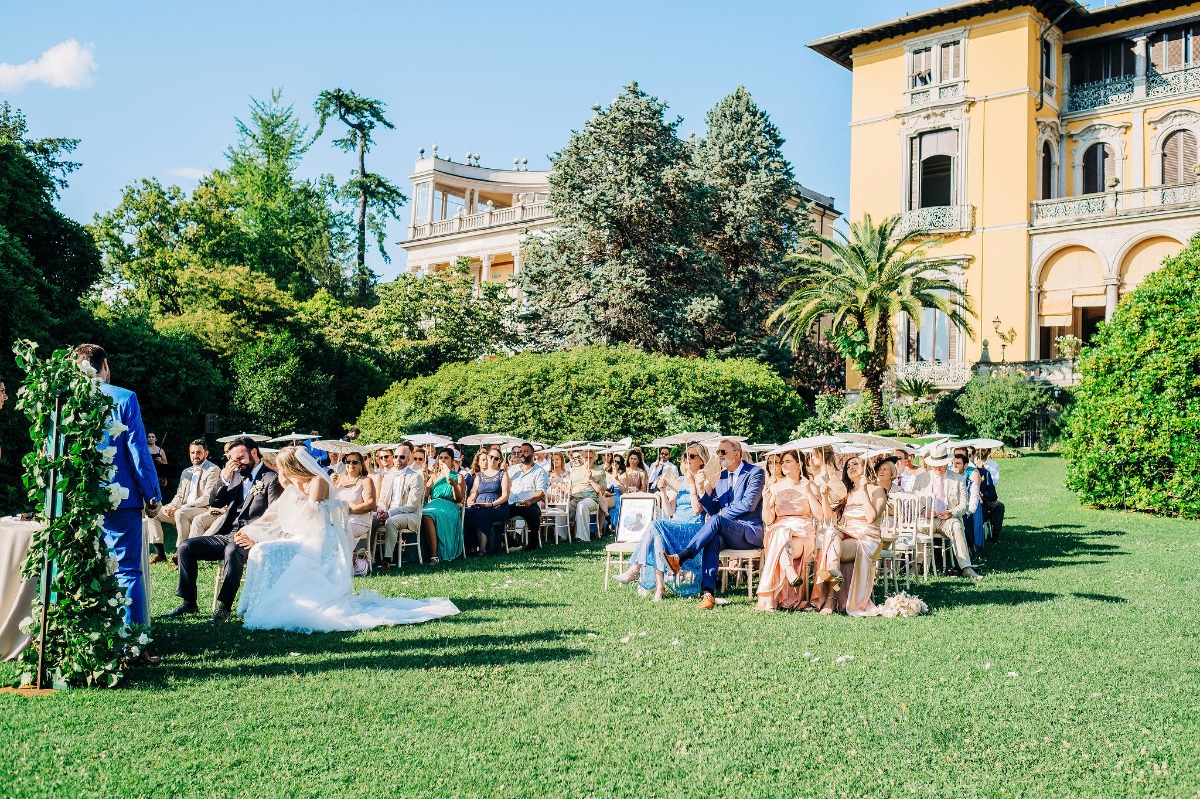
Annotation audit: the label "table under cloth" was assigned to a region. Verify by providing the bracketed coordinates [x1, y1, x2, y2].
[0, 517, 38, 661]
[0, 516, 152, 662]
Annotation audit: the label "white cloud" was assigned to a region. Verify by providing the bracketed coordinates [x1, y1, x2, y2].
[168, 167, 207, 180]
[0, 40, 97, 93]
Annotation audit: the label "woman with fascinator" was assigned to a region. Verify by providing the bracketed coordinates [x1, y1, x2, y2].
[235, 446, 458, 632]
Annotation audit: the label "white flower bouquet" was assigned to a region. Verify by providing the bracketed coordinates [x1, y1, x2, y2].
[878, 591, 929, 618]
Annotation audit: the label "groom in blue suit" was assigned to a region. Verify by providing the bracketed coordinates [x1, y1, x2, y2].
[665, 438, 764, 609]
[75, 344, 161, 629]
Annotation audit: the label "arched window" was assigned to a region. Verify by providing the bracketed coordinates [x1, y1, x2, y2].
[909, 129, 958, 209]
[1041, 141, 1055, 199]
[1082, 143, 1114, 194]
[1161, 130, 1198, 185]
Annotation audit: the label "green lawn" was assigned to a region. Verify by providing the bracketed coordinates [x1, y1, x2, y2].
[2, 454, 1198, 798]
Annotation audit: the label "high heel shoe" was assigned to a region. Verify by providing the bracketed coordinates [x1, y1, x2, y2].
[615, 567, 640, 585]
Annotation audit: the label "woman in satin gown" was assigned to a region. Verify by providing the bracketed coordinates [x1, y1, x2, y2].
[614, 443, 712, 601]
[421, 448, 465, 564]
[808, 455, 888, 616]
[237, 447, 458, 632]
[755, 450, 825, 612]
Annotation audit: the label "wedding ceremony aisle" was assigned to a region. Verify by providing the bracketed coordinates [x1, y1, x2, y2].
[1, 454, 1196, 799]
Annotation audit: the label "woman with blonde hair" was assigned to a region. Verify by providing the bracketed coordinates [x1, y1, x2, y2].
[235, 446, 459, 631]
[615, 441, 712, 601]
[755, 449, 824, 612]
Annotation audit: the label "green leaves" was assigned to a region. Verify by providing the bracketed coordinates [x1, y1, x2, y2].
[1063, 235, 1200, 518]
[355, 345, 807, 446]
[11, 340, 144, 688]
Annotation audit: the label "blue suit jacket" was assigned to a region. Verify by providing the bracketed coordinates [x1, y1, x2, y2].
[698, 461, 765, 533]
[99, 383, 160, 509]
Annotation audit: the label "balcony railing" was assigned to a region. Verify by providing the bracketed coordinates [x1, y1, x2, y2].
[1065, 75, 1136, 112]
[411, 201, 551, 240]
[1148, 65, 1200, 99]
[890, 360, 972, 388]
[1030, 182, 1200, 227]
[906, 80, 965, 106]
[1066, 64, 1200, 113]
[898, 204, 975, 236]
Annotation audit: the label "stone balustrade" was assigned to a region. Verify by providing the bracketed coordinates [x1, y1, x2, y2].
[410, 201, 551, 240]
[1030, 182, 1200, 228]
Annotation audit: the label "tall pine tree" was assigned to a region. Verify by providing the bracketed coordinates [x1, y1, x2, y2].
[518, 82, 721, 354]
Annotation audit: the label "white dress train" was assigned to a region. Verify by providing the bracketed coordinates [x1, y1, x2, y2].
[236, 487, 459, 632]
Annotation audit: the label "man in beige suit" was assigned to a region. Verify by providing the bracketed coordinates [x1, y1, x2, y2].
[145, 439, 221, 563]
[912, 442, 982, 580]
[378, 442, 426, 569]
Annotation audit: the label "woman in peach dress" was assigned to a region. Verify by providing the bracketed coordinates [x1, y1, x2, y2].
[808, 455, 888, 616]
[755, 450, 824, 612]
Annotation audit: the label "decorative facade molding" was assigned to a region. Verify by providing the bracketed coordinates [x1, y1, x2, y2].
[1147, 107, 1200, 185]
[1069, 121, 1130, 193]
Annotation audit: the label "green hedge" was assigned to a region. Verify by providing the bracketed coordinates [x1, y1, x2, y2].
[1063, 237, 1200, 518]
[355, 346, 807, 445]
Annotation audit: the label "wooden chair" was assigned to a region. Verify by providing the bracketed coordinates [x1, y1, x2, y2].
[718, 549, 763, 598]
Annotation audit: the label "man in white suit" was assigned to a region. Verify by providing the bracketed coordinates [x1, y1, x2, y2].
[145, 439, 220, 563]
[379, 442, 426, 569]
[912, 442, 983, 580]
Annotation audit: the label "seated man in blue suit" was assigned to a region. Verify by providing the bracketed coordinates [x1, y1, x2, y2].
[664, 438, 764, 609]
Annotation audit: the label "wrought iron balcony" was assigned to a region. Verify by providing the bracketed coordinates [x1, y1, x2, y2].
[1030, 182, 1200, 228]
[1148, 65, 1200, 98]
[1065, 75, 1136, 113]
[890, 360, 972, 388]
[898, 205, 975, 237]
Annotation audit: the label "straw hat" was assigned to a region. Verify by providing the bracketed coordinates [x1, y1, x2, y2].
[923, 442, 954, 466]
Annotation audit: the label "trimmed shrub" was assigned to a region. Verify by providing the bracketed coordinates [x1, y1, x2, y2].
[355, 346, 807, 445]
[953, 373, 1050, 445]
[1063, 238, 1200, 518]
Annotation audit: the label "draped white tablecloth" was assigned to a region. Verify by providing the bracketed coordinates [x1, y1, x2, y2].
[0, 517, 38, 661]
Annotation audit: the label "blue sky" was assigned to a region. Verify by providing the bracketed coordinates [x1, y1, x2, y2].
[0, 1, 1095, 279]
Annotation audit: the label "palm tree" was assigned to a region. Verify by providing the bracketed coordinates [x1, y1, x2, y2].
[894, 376, 938, 403]
[768, 213, 975, 429]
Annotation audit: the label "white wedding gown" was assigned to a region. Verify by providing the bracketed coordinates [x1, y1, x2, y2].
[236, 487, 459, 632]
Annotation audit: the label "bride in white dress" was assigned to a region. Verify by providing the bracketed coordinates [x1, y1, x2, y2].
[236, 446, 459, 632]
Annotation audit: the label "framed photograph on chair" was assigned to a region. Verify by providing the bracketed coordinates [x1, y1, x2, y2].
[615, 493, 658, 543]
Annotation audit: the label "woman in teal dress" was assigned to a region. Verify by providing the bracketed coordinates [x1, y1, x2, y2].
[614, 442, 711, 601]
[420, 448, 465, 563]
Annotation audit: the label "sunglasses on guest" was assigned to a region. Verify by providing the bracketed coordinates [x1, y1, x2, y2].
[344, 459, 362, 466]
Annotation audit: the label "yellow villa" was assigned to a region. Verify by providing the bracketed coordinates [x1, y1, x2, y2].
[811, 0, 1200, 389]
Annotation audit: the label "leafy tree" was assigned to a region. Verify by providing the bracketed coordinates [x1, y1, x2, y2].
[0, 101, 80, 196]
[227, 90, 352, 298]
[1064, 237, 1200, 518]
[691, 86, 809, 354]
[231, 331, 335, 433]
[314, 88, 406, 301]
[517, 83, 722, 354]
[952, 373, 1048, 444]
[769, 213, 975, 429]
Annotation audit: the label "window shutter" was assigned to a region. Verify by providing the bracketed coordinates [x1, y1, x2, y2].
[1168, 30, 1184, 69]
[1103, 144, 1116, 186]
[1151, 34, 1166, 71]
[910, 137, 918, 209]
[940, 41, 961, 81]
[1041, 143, 1054, 199]
[1164, 132, 1181, 184]
[1184, 131, 1198, 176]
[912, 48, 932, 87]
[1083, 144, 1101, 194]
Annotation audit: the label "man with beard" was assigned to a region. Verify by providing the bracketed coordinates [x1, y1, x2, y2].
[166, 437, 283, 621]
[507, 442, 548, 551]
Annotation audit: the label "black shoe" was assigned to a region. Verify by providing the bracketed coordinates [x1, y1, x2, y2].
[209, 606, 231, 623]
[522, 542, 540, 552]
[163, 603, 198, 618]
